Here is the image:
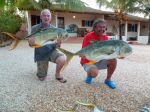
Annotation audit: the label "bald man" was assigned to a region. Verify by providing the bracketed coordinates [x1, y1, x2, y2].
[28, 9, 67, 83]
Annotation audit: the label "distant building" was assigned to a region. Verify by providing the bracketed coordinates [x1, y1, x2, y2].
[26, 5, 149, 44]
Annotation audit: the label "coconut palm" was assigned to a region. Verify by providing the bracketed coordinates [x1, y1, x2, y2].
[96, 0, 142, 40]
[133, 0, 150, 44]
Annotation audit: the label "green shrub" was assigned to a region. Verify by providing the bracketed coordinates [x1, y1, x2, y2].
[0, 10, 23, 33]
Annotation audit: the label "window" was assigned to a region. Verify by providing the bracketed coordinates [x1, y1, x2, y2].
[57, 17, 64, 28]
[82, 20, 93, 27]
[31, 15, 40, 26]
[128, 24, 137, 32]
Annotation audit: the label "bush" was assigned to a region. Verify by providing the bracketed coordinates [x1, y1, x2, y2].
[0, 10, 23, 33]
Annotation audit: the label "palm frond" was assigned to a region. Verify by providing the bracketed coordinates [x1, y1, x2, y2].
[16, 0, 41, 11]
[38, 0, 54, 10]
[96, 0, 109, 8]
[55, 0, 86, 12]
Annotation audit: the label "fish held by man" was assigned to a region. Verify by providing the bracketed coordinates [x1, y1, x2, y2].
[76, 39, 132, 64]
[25, 27, 69, 48]
[58, 40, 132, 71]
[0, 27, 68, 50]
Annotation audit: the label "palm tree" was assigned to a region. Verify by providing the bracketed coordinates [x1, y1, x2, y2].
[96, 0, 141, 40]
[133, 0, 150, 44]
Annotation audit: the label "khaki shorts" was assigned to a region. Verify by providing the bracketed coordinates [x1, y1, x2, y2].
[48, 49, 63, 63]
[36, 50, 63, 78]
[83, 60, 108, 72]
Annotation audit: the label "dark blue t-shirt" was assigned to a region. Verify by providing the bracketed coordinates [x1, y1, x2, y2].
[31, 23, 56, 62]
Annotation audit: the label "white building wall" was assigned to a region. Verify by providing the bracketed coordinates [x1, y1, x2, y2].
[140, 22, 149, 36]
[27, 11, 149, 44]
[53, 12, 104, 31]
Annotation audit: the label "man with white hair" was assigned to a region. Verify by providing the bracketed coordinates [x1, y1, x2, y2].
[28, 9, 67, 83]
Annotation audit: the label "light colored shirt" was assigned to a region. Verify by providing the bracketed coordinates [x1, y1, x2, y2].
[31, 23, 56, 62]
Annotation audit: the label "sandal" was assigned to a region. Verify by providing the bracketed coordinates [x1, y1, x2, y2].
[56, 77, 67, 83]
[38, 77, 46, 81]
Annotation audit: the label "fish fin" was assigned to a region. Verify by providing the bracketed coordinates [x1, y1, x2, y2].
[76, 101, 95, 108]
[31, 44, 41, 48]
[24, 29, 42, 39]
[86, 60, 97, 65]
[57, 47, 74, 72]
[94, 106, 103, 112]
[0, 32, 20, 50]
[1, 32, 18, 40]
[9, 40, 20, 50]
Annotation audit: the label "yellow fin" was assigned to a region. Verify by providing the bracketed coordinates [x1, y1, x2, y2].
[31, 43, 41, 48]
[76, 101, 95, 108]
[86, 60, 96, 65]
[10, 40, 20, 50]
[57, 47, 74, 72]
[0, 32, 20, 50]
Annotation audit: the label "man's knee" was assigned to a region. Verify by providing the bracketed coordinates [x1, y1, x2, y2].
[108, 59, 117, 66]
[55, 55, 66, 64]
[88, 67, 99, 78]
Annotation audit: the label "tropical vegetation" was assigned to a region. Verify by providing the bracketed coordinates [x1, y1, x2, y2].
[96, 0, 150, 44]
[96, 0, 140, 40]
[1, 0, 150, 43]
[0, 0, 86, 43]
[132, 0, 150, 44]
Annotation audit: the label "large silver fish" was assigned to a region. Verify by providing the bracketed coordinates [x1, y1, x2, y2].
[0, 27, 68, 50]
[25, 27, 69, 48]
[58, 39, 132, 71]
[75, 39, 132, 63]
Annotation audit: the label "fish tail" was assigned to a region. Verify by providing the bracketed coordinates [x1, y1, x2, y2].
[0, 32, 20, 50]
[58, 47, 74, 72]
[9, 40, 20, 50]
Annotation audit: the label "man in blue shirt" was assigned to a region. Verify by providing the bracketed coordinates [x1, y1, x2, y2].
[28, 9, 67, 83]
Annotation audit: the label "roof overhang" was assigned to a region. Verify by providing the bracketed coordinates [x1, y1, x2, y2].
[54, 5, 148, 22]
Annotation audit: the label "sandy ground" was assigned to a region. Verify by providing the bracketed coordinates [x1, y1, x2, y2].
[0, 40, 150, 112]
